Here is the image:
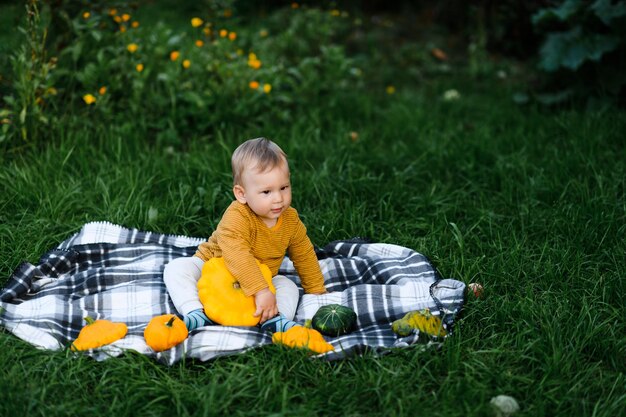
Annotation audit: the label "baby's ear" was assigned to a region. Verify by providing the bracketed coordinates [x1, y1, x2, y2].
[233, 185, 247, 204]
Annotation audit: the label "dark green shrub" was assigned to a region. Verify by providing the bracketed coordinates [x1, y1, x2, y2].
[532, 0, 626, 105]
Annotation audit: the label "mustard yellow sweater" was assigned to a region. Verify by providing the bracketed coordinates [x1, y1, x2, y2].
[195, 201, 326, 296]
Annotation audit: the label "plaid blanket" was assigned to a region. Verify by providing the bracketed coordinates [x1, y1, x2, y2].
[0, 222, 466, 364]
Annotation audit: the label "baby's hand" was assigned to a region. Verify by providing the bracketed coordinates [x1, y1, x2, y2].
[253, 288, 278, 323]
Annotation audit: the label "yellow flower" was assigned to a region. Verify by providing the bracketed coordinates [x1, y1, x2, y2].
[109, 8, 117, 16]
[248, 52, 257, 61]
[83, 94, 96, 105]
[83, 12, 90, 19]
[349, 131, 359, 142]
[136, 63, 144, 72]
[248, 59, 262, 69]
[191, 17, 203, 27]
[182, 59, 191, 69]
[260, 29, 268, 37]
[386, 85, 396, 95]
[127, 43, 138, 53]
[195, 39, 204, 47]
[249, 81, 259, 89]
[331, 9, 340, 17]
[263, 84, 272, 93]
[236, 49, 244, 56]
[45, 87, 58, 96]
[131, 21, 140, 28]
[219, 29, 228, 38]
[98, 86, 107, 95]
[229, 32, 237, 41]
[170, 51, 180, 61]
[122, 13, 130, 22]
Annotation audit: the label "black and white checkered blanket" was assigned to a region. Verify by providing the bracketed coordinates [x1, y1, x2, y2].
[0, 222, 466, 364]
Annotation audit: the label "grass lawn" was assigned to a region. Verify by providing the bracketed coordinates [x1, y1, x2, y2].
[1, 4, 625, 417]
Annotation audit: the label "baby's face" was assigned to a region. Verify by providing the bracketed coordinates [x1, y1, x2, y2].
[239, 162, 292, 227]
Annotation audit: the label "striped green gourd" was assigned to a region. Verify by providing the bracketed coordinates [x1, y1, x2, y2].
[311, 304, 357, 337]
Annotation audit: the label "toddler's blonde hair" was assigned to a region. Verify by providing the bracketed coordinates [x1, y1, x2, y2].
[231, 137, 288, 186]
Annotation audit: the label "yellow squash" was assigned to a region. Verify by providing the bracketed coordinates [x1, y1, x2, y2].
[197, 257, 275, 326]
[144, 314, 188, 352]
[391, 308, 447, 337]
[71, 317, 128, 351]
[272, 326, 335, 354]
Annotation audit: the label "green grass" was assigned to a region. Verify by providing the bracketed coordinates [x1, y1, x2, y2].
[1, 4, 626, 416]
[1, 83, 625, 416]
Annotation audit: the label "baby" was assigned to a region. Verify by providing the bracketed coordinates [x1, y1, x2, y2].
[164, 137, 327, 332]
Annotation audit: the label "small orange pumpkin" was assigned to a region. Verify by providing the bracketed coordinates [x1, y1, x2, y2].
[144, 314, 188, 352]
[71, 316, 128, 351]
[198, 257, 275, 326]
[272, 326, 335, 354]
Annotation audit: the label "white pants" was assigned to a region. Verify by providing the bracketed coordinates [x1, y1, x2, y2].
[163, 256, 300, 320]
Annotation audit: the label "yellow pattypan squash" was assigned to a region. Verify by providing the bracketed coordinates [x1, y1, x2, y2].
[144, 314, 188, 352]
[71, 316, 128, 351]
[197, 257, 275, 326]
[391, 308, 447, 338]
[272, 326, 335, 354]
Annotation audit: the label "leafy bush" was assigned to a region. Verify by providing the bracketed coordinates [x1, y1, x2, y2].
[1, 1, 364, 150]
[532, 0, 626, 105]
[1, 1, 59, 147]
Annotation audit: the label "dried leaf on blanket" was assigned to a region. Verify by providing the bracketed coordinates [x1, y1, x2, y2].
[0, 221, 466, 364]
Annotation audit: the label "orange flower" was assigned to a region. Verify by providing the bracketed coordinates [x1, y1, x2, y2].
[83, 12, 90, 19]
[228, 32, 237, 41]
[122, 13, 130, 22]
[248, 59, 261, 69]
[182, 59, 191, 69]
[98, 86, 107, 95]
[195, 40, 204, 47]
[119, 25, 127, 33]
[109, 8, 117, 16]
[131, 21, 140, 28]
[219, 29, 228, 38]
[224, 9, 233, 18]
[136, 63, 144, 72]
[203, 27, 211, 36]
[83, 94, 96, 105]
[431, 48, 448, 61]
[127, 43, 138, 53]
[248, 52, 262, 69]
[170, 51, 180, 61]
[291, 2, 299, 8]
[114, 15, 122, 23]
[191, 17, 203, 27]
[249, 81, 259, 89]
